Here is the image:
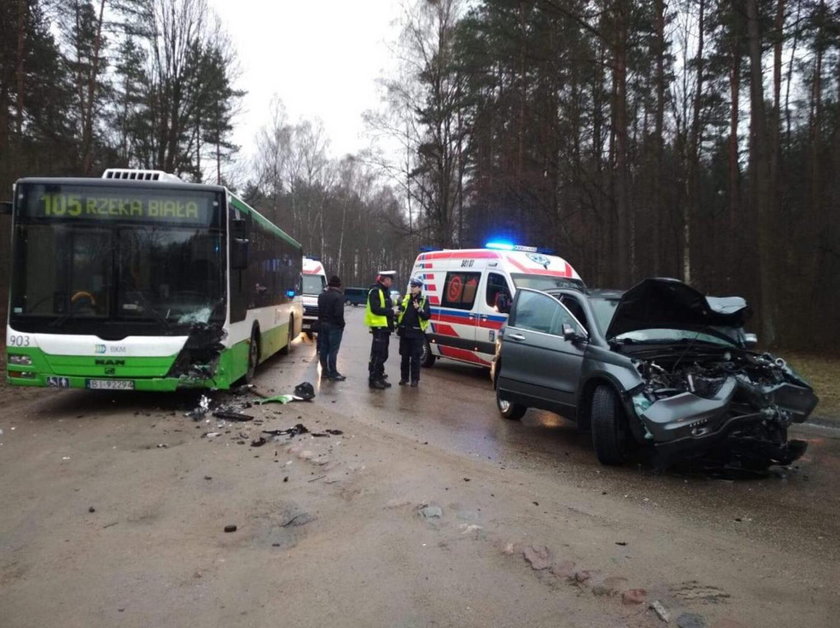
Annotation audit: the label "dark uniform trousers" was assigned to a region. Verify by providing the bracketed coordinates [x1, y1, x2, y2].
[368, 328, 391, 382]
[399, 335, 423, 383]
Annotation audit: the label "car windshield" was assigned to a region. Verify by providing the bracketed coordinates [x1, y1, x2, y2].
[302, 274, 325, 295]
[511, 273, 584, 291]
[588, 297, 619, 336]
[612, 328, 738, 347]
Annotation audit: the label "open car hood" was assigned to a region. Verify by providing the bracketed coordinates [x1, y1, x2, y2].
[605, 278, 750, 340]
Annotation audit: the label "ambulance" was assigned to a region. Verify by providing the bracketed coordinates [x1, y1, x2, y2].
[301, 257, 327, 337]
[410, 243, 584, 368]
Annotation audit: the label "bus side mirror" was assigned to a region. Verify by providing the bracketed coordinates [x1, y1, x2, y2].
[231, 218, 249, 269]
[0, 201, 11, 215]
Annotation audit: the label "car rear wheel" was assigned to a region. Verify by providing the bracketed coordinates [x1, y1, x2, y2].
[495, 370, 526, 420]
[420, 337, 436, 367]
[591, 385, 629, 465]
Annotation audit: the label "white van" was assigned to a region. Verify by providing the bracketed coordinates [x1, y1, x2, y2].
[301, 257, 327, 337]
[410, 244, 583, 368]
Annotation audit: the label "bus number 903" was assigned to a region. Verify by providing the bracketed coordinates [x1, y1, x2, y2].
[8, 334, 31, 347]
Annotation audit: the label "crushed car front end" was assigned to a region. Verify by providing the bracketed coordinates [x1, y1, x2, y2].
[626, 349, 818, 468]
[605, 278, 819, 469]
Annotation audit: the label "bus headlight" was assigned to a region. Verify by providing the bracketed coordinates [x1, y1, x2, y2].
[8, 354, 33, 366]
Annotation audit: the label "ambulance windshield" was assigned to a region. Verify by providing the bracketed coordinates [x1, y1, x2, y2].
[511, 274, 585, 292]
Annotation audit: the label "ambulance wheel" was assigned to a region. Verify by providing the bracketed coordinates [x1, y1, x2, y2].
[421, 337, 436, 367]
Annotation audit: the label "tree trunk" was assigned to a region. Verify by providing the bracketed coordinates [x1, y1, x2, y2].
[746, 0, 777, 346]
[727, 0, 742, 288]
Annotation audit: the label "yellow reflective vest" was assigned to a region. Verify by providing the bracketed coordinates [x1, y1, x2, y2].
[365, 286, 389, 328]
[397, 294, 430, 332]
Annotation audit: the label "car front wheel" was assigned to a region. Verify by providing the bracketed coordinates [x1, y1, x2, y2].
[590, 384, 629, 465]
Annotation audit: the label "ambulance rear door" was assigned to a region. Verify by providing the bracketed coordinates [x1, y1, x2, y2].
[472, 269, 513, 359]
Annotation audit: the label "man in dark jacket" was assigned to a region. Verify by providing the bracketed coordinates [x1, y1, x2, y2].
[397, 277, 431, 386]
[365, 270, 396, 389]
[317, 275, 346, 381]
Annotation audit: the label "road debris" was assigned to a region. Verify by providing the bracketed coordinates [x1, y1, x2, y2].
[622, 589, 647, 605]
[677, 612, 707, 628]
[185, 395, 211, 420]
[212, 410, 254, 422]
[250, 437, 267, 447]
[523, 545, 553, 570]
[262, 423, 310, 438]
[650, 600, 671, 623]
[223, 524, 237, 533]
[418, 505, 443, 519]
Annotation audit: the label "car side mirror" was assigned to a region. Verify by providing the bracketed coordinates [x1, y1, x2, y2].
[562, 322, 587, 343]
[495, 293, 511, 314]
[744, 332, 758, 348]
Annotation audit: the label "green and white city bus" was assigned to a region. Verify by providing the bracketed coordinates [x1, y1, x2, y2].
[4, 169, 303, 391]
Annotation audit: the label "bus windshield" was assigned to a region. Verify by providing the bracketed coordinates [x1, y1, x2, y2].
[10, 182, 224, 334]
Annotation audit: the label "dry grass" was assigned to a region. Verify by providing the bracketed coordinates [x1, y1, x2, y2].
[783, 353, 840, 420]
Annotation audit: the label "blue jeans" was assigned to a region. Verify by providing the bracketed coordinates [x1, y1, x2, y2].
[318, 324, 344, 377]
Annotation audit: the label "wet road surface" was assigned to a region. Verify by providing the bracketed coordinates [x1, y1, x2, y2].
[265, 307, 840, 563]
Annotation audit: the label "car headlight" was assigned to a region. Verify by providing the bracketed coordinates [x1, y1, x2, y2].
[8, 354, 33, 366]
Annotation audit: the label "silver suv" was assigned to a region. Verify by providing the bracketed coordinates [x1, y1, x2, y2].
[493, 278, 818, 469]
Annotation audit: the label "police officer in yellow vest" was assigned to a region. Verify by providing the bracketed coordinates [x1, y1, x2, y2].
[365, 270, 396, 389]
[396, 277, 431, 387]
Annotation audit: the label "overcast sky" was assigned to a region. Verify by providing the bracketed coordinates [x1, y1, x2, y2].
[207, 0, 403, 162]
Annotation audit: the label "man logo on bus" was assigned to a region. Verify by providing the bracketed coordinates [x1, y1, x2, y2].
[95, 344, 106, 354]
[526, 253, 551, 269]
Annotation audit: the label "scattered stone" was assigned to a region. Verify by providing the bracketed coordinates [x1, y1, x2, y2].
[592, 576, 628, 596]
[204, 476, 212, 481]
[251, 437, 267, 447]
[501, 541, 519, 555]
[622, 589, 647, 605]
[709, 619, 747, 628]
[650, 600, 670, 623]
[574, 569, 598, 583]
[419, 505, 443, 519]
[223, 524, 237, 533]
[298, 450, 314, 460]
[88, 506, 96, 513]
[523, 545, 553, 570]
[550, 560, 576, 579]
[677, 612, 707, 628]
[156, 443, 167, 448]
[615, 541, 627, 546]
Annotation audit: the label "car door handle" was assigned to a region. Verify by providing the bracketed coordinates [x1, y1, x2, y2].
[507, 333, 526, 341]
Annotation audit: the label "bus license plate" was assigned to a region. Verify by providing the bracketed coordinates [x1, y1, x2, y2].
[86, 379, 135, 390]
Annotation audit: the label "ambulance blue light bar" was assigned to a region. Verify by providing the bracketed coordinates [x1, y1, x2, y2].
[485, 241, 538, 253]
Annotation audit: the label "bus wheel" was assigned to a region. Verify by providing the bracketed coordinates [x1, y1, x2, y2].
[244, 328, 260, 383]
[280, 316, 293, 355]
[420, 337, 436, 367]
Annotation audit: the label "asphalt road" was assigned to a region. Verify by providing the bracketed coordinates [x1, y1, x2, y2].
[280, 307, 840, 562]
[1, 306, 838, 627]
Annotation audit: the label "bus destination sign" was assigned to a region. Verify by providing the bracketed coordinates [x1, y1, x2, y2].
[22, 184, 218, 226]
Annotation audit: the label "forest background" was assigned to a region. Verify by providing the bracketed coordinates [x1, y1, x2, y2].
[1, 0, 839, 352]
